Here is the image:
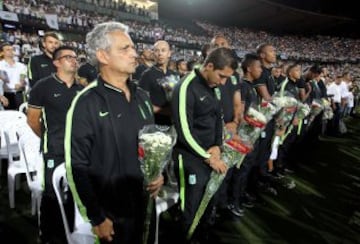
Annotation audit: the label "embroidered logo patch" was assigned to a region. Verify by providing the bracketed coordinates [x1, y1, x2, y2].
[189, 174, 197, 185]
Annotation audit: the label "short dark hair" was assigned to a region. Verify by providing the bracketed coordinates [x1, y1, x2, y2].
[256, 43, 272, 55]
[176, 59, 185, 68]
[204, 47, 238, 71]
[43, 32, 59, 41]
[187, 60, 197, 71]
[201, 43, 211, 59]
[309, 64, 322, 75]
[0, 42, 12, 51]
[286, 63, 300, 76]
[241, 53, 260, 74]
[53, 46, 76, 60]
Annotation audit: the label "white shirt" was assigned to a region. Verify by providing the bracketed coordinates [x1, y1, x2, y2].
[0, 60, 27, 92]
[339, 81, 349, 99]
[347, 92, 354, 108]
[327, 82, 341, 103]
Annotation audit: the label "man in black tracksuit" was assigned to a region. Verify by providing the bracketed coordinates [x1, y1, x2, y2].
[27, 46, 82, 243]
[28, 32, 60, 87]
[65, 22, 164, 244]
[206, 35, 244, 214]
[276, 63, 304, 175]
[227, 53, 262, 216]
[139, 40, 177, 126]
[253, 44, 277, 185]
[172, 47, 238, 242]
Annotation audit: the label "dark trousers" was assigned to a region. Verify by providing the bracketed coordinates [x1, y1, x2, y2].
[40, 154, 74, 244]
[99, 212, 154, 244]
[256, 120, 275, 168]
[331, 103, 341, 135]
[228, 143, 258, 203]
[173, 150, 213, 241]
[277, 125, 298, 169]
[4, 91, 24, 110]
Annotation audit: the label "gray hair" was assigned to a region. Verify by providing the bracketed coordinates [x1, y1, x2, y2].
[86, 21, 129, 66]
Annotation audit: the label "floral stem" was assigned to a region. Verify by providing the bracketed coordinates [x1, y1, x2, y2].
[143, 194, 153, 244]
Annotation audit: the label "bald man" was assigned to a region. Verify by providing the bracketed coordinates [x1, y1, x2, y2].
[139, 40, 177, 125]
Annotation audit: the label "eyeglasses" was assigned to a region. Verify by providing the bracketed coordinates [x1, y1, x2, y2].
[57, 55, 78, 61]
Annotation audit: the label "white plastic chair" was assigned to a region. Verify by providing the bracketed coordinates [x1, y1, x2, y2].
[0, 110, 26, 174]
[4, 128, 35, 209]
[155, 185, 179, 244]
[18, 102, 28, 114]
[52, 163, 96, 244]
[18, 130, 43, 222]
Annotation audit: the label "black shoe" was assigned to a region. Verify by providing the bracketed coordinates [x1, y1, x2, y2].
[227, 204, 244, 217]
[241, 200, 255, 208]
[245, 192, 257, 202]
[284, 167, 294, 174]
[257, 183, 278, 196]
[282, 179, 296, 189]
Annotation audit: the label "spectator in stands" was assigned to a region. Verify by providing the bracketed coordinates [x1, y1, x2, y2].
[27, 46, 82, 243]
[28, 31, 60, 87]
[0, 42, 27, 109]
[65, 21, 163, 244]
[0, 51, 10, 110]
[327, 75, 342, 136]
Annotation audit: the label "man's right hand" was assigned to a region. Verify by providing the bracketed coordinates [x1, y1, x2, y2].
[93, 218, 114, 242]
[206, 154, 227, 174]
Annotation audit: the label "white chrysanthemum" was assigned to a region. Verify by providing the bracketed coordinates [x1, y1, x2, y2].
[247, 107, 267, 123]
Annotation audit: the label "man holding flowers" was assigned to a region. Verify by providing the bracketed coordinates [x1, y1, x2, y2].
[171, 47, 238, 242]
[65, 22, 164, 244]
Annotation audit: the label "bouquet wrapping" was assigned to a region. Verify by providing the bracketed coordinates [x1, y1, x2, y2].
[272, 95, 298, 130]
[308, 99, 324, 126]
[321, 98, 334, 120]
[186, 107, 267, 240]
[138, 125, 177, 244]
[158, 74, 180, 102]
[259, 100, 281, 122]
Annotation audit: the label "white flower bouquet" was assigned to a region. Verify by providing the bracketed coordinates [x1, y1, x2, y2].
[321, 98, 334, 120]
[272, 95, 298, 109]
[272, 95, 298, 130]
[187, 106, 269, 239]
[260, 100, 281, 122]
[296, 103, 311, 120]
[158, 74, 180, 101]
[236, 107, 267, 167]
[308, 99, 324, 125]
[138, 125, 177, 244]
[187, 123, 250, 240]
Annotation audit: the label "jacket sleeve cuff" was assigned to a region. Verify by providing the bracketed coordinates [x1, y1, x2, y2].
[90, 210, 106, 227]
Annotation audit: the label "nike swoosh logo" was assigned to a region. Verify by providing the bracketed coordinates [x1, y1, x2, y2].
[200, 96, 207, 102]
[99, 111, 109, 117]
[53, 93, 61, 97]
